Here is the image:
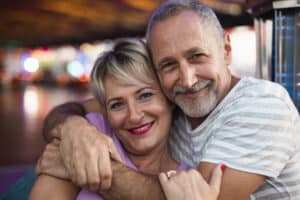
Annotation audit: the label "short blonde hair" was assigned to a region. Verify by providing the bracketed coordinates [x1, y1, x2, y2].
[90, 38, 157, 113]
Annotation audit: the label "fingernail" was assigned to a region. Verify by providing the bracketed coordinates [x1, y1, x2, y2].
[221, 164, 226, 172]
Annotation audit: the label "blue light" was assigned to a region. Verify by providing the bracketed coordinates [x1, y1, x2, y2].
[66, 60, 84, 78]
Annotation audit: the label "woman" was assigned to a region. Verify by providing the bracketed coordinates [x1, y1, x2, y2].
[30, 38, 223, 200]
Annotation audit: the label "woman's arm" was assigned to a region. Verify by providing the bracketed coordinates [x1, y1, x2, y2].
[29, 175, 80, 200]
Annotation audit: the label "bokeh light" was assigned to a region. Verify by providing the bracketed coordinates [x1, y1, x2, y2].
[24, 57, 39, 73]
[67, 60, 85, 78]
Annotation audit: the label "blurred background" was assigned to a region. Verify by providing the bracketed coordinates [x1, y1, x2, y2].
[0, 0, 299, 195]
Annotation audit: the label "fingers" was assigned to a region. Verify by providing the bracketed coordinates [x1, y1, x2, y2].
[209, 164, 225, 194]
[159, 172, 169, 184]
[166, 170, 177, 179]
[158, 172, 169, 195]
[57, 116, 121, 191]
[36, 142, 69, 179]
[52, 137, 61, 145]
[158, 171, 190, 200]
[73, 160, 87, 187]
[35, 157, 42, 175]
[86, 159, 100, 191]
[98, 148, 112, 190]
[159, 171, 177, 199]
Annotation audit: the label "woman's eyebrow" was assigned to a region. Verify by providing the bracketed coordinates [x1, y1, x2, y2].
[106, 97, 122, 105]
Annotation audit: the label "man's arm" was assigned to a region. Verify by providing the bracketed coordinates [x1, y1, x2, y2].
[101, 161, 166, 200]
[41, 98, 125, 191]
[43, 102, 86, 143]
[40, 98, 165, 199]
[198, 162, 265, 200]
[43, 99, 100, 142]
[37, 150, 166, 200]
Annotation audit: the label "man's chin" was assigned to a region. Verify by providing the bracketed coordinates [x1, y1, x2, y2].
[175, 98, 216, 118]
[182, 108, 211, 118]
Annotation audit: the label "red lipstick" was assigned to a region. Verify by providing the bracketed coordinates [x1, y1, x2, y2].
[128, 122, 154, 135]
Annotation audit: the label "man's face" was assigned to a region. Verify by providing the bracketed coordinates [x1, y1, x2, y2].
[149, 10, 232, 120]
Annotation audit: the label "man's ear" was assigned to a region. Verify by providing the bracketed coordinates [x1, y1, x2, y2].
[224, 32, 232, 66]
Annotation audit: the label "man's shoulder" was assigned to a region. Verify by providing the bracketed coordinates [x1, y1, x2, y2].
[216, 77, 298, 122]
[235, 77, 287, 97]
[228, 77, 292, 107]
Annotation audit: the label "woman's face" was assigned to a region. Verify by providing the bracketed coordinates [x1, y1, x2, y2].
[104, 75, 173, 155]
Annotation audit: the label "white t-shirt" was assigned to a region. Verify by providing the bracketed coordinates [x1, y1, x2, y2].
[169, 77, 300, 199]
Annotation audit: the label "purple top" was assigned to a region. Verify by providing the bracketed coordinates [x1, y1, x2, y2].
[76, 112, 188, 200]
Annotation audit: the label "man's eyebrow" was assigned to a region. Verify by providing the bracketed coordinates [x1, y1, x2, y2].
[185, 47, 204, 56]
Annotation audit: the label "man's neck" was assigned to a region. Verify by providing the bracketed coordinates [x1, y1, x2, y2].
[189, 116, 206, 130]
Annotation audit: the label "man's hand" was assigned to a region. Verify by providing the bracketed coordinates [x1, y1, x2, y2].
[58, 115, 123, 192]
[36, 139, 69, 180]
[159, 165, 223, 200]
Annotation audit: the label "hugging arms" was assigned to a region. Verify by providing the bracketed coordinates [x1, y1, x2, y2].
[31, 0, 300, 199]
[30, 38, 223, 200]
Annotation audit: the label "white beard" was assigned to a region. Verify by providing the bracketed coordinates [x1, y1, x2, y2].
[174, 88, 217, 118]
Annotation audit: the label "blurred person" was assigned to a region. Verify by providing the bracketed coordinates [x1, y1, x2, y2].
[30, 38, 223, 200]
[39, 0, 300, 199]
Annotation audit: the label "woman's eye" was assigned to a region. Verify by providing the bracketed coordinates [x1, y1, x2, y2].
[139, 92, 153, 100]
[109, 102, 123, 110]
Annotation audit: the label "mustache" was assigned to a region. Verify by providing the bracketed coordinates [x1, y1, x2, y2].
[173, 80, 212, 94]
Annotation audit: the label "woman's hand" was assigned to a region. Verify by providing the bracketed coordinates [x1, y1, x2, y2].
[159, 165, 224, 200]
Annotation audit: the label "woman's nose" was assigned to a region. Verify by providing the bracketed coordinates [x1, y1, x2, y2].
[127, 103, 144, 123]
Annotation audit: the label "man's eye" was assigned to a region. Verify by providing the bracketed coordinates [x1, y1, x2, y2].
[191, 53, 202, 59]
[190, 53, 205, 61]
[139, 92, 153, 100]
[160, 62, 176, 72]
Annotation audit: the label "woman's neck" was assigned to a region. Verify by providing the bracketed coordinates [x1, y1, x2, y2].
[127, 144, 179, 175]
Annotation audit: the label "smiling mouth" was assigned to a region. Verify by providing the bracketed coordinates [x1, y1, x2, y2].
[174, 80, 211, 96]
[178, 84, 210, 98]
[128, 121, 154, 135]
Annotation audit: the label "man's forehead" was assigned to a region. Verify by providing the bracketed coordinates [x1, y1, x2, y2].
[149, 26, 211, 56]
[149, 12, 214, 45]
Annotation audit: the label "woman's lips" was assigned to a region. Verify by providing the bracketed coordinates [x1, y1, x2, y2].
[128, 121, 154, 135]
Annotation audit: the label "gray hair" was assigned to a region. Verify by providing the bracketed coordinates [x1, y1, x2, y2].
[90, 38, 156, 113]
[146, 0, 224, 45]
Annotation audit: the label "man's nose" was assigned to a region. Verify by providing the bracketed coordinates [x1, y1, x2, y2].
[179, 62, 197, 88]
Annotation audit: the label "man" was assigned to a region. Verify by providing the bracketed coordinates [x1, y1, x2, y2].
[39, 0, 300, 199]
